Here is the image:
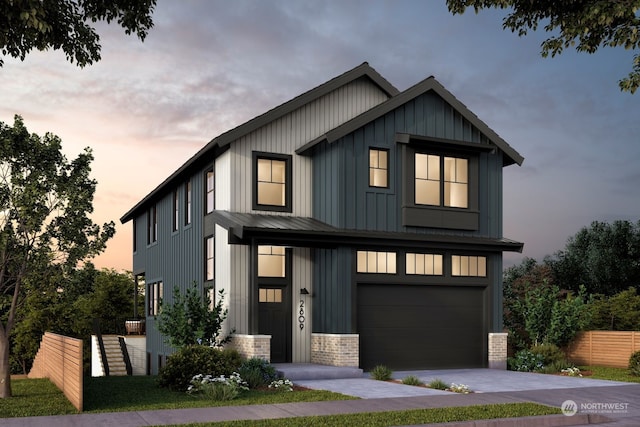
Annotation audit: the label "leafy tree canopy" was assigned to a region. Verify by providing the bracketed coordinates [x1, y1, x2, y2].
[0, 0, 156, 67]
[0, 115, 115, 397]
[447, 0, 640, 93]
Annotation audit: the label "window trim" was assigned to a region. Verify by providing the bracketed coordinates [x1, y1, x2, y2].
[205, 168, 215, 214]
[399, 135, 481, 230]
[147, 204, 157, 245]
[147, 280, 163, 316]
[184, 180, 192, 226]
[172, 189, 179, 232]
[252, 151, 292, 213]
[205, 235, 215, 282]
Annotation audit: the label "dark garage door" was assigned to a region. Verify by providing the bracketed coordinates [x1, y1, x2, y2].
[358, 284, 486, 371]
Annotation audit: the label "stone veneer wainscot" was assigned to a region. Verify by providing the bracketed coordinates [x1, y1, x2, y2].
[311, 333, 359, 367]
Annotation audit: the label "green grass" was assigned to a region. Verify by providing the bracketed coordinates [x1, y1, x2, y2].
[158, 403, 561, 426]
[581, 365, 640, 383]
[83, 376, 355, 413]
[0, 378, 77, 418]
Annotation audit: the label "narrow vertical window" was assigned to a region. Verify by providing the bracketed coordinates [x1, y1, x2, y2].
[415, 153, 440, 205]
[184, 180, 192, 225]
[206, 169, 214, 214]
[206, 236, 214, 281]
[133, 219, 137, 252]
[444, 157, 468, 208]
[172, 189, 179, 232]
[369, 148, 389, 187]
[147, 204, 157, 244]
[148, 281, 163, 316]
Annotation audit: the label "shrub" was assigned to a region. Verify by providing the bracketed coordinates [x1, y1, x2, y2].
[629, 350, 640, 376]
[238, 357, 280, 389]
[561, 366, 582, 377]
[401, 375, 424, 386]
[370, 365, 392, 381]
[428, 378, 448, 390]
[530, 343, 566, 366]
[508, 349, 545, 372]
[448, 383, 471, 394]
[187, 372, 248, 401]
[539, 359, 573, 374]
[158, 345, 242, 391]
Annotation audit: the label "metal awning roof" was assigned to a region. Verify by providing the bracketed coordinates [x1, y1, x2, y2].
[210, 210, 523, 252]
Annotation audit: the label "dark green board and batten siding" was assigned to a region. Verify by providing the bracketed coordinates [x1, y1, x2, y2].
[312, 90, 504, 238]
[132, 163, 210, 373]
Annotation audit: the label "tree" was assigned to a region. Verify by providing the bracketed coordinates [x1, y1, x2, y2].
[0, 0, 156, 67]
[0, 116, 115, 398]
[547, 220, 640, 296]
[446, 0, 640, 93]
[156, 283, 231, 350]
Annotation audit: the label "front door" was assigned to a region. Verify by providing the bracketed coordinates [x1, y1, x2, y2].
[258, 286, 291, 362]
[256, 245, 292, 363]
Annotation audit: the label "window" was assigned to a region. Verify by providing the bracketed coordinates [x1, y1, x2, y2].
[148, 281, 163, 316]
[451, 255, 487, 277]
[184, 180, 192, 225]
[369, 148, 388, 187]
[205, 236, 214, 281]
[415, 154, 468, 208]
[206, 169, 214, 213]
[172, 189, 179, 232]
[147, 204, 157, 244]
[356, 251, 397, 274]
[207, 287, 215, 311]
[253, 152, 292, 212]
[258, 245, 285, 277]
[406, 253, 443, 275]
[259, 288, 283, 303]
[133, 219, 137, 252]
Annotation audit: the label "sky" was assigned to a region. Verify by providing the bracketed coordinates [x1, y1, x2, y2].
[1, 0, 639, 272]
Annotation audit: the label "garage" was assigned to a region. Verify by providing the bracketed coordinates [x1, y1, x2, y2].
[357, 284, 487, 371]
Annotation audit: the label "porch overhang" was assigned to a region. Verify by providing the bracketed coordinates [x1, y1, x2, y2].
[209, 210, 523, 252]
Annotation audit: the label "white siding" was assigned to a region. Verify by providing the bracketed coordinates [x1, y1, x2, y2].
[291, 247, 313, 362]
[229, 78, 389, 215]
[215, 150, 231, 210]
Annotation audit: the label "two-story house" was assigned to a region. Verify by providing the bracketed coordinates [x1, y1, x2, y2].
[121, 62, 523, 375]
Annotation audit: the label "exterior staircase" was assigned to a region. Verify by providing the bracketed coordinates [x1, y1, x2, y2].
[100, 335, 128, 376]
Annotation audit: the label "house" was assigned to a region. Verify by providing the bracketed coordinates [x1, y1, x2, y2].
[120, 62, 523, 375]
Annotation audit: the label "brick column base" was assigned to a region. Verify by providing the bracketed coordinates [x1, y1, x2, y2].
[488, 332, 508, 369]
[311, 333, 359, 367]
[229, 334, 271, 362]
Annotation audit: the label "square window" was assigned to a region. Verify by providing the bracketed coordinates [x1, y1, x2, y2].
[253, 153, 292, 212]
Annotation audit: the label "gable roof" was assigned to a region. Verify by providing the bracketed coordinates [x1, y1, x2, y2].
[296, 76, 524, 167]
[120, 63, 398, 224]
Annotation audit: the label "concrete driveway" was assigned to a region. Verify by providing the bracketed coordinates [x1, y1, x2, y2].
[294, 368, 632, 398]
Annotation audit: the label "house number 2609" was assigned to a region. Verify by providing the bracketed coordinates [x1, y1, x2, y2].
[298, 300, 305, 330]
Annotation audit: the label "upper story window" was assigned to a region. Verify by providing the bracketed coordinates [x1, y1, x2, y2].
[147, 204, 157, 244]
[172, 189, 179, 232]
[369, 148, 389, 188]
[356, 250, 397, 274]
[451, 255, 487, 277]
[205, 236, 214, 281]
[406, 253, 443, 275]
[415, 154, 468, 208]
[133, 219, 137, 252]
[206, 169, 214, 214]
[253, 152, 292, 212]
[258, 245, 286, 277]
[184, 180, 192, 225]
[399, 134, 482, 230]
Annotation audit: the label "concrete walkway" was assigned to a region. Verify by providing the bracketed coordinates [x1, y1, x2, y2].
[2, 368, 640, 426]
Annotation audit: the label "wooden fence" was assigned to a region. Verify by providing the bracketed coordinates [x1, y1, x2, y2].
[566, 331, 640, 368]
[28, 332, 83, 411]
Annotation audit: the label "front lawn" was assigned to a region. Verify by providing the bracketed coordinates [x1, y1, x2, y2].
[580, 366, 640, 383]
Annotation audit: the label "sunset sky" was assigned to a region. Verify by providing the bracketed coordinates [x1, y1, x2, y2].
[1, 0, 639, 271]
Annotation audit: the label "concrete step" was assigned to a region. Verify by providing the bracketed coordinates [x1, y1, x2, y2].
[272, 363, 363, 381]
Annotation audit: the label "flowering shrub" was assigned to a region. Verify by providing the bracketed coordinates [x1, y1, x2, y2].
[268, 378, 294, 392]
[508, 349, 545, 372]
[187, 372, 249, 401]
[561, 366, 582, 377]
[448, 383, 471, 394]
